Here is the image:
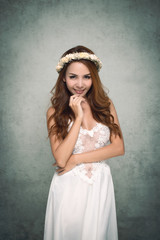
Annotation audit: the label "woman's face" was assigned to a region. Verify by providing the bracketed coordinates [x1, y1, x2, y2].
[64, 61, 92, 97]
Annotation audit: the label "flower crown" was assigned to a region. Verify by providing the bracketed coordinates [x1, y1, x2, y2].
[56, 52, 102, 73]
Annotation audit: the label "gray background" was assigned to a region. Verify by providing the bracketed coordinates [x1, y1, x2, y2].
[0, 0, 160, 239]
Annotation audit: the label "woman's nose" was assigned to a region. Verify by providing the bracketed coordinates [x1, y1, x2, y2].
[76, 78, 83, 88]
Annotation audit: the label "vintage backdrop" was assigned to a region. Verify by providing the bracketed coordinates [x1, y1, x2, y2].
[0, 0, 159, 239]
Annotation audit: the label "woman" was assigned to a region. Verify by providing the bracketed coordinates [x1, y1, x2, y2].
[44, 45, 125, 240]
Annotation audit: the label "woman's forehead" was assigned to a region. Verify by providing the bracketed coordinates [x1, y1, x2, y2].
[66, 62, 90, 74]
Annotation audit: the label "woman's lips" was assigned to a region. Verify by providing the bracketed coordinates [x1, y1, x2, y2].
[74, 90, 85, 94]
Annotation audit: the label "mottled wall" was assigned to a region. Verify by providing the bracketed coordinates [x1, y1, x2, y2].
[0, 0, 159, 239]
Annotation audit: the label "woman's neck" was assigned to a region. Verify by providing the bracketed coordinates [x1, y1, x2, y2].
[81, 101, 97, 129]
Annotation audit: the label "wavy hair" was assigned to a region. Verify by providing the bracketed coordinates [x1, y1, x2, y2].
[47, 45, 122, 139]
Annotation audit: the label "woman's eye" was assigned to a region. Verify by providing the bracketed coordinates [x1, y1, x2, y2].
[84, 75, 91, 79]
[69, 75, 76, 79]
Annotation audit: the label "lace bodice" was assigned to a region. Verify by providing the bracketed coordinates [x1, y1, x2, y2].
[69, 122, 110, 184]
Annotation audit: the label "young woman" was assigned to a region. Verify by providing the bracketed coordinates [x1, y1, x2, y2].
[44, 45, 125, 240]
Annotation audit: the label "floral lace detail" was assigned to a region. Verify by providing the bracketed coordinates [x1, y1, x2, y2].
[72, 161, 111, 184]
[69, 122, 110, 184]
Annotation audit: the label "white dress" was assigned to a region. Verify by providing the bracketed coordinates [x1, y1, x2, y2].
[44, 122, 118, 240]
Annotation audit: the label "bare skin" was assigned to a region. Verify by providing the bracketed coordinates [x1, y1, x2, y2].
[47, 62, 125, 175]
[47, 94, 85, 168]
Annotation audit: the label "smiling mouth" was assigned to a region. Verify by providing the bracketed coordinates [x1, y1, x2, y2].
[74, 90, 85, 94]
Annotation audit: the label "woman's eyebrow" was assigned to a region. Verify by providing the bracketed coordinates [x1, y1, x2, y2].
[69, 73, 77, 75]
[69, 73, 91, 75]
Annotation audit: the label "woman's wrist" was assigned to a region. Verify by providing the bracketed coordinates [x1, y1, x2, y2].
[75, 115, 83, 124]
[72, 154, 81, 165]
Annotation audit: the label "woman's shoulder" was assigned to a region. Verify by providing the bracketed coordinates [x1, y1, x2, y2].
[108, 97, 113, 104]
[108, 98, 116, 110]
[46, 106, 55, 118]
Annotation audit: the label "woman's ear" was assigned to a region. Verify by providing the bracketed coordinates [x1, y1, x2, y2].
[63, 78, 66, 82]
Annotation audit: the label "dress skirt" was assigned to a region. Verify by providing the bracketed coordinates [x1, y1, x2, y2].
[44, 164, 118, 240]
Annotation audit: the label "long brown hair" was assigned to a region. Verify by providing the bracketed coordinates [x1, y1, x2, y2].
[47, 45, 122, 139]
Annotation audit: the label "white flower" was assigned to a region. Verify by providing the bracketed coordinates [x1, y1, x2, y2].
[56, 52, 102, 73]
[61, 56, 68, 63]
[90, 54, 96, 60]
[56, 65, 62, 71]
[79, 52, 87, 58]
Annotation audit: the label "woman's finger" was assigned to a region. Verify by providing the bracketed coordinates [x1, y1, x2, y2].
[72, 96, 85, 106]
[70, 95, 85, 102]
[52, 162, 57, 166]
[70, 94, 78, 101]
[58, 170, 67, 175]
[56, 168, 65, 173]
[69, 95, 78, 106]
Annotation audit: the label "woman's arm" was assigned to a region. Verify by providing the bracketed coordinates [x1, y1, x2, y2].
[74, 137, 124, 164]
[56, 99, 125, 175]
[75, 99, 125, 164]
[47, 95, 85, 168]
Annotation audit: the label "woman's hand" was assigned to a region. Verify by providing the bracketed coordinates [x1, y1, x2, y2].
[69, 95, 86, 120]
[54, 155, 77, 176]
